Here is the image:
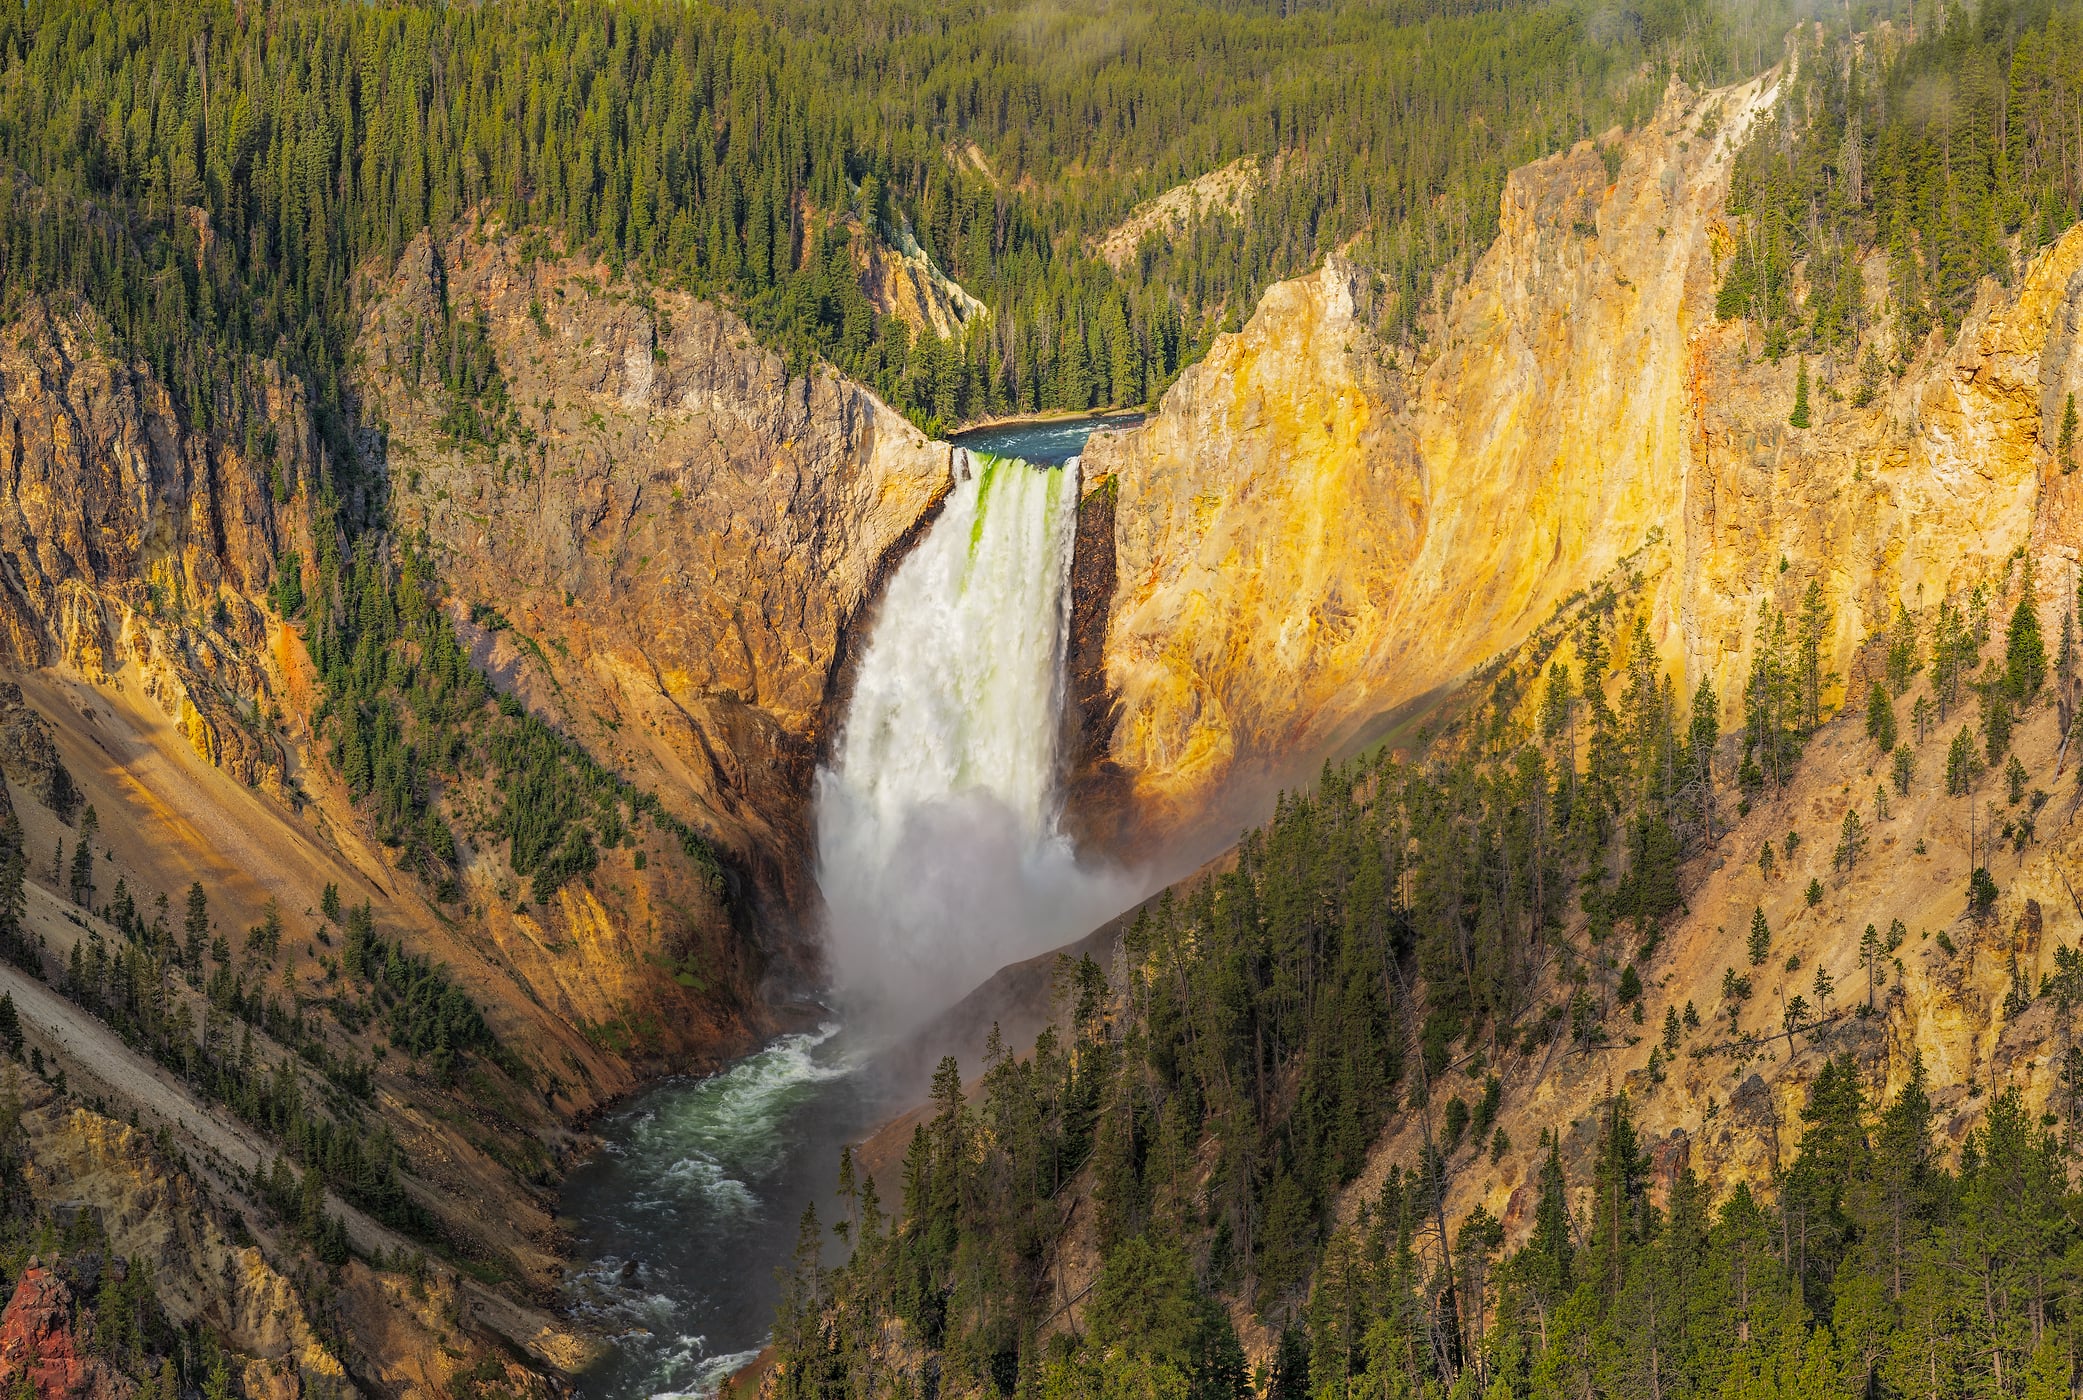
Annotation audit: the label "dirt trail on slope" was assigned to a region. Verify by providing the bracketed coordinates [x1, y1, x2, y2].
[4, 882, 578, 1369]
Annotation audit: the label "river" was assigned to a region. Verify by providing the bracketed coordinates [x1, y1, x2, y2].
[560, 413, 1138, 1399]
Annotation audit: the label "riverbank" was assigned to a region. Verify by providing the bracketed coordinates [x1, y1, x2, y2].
[951, 406, 1146, 434]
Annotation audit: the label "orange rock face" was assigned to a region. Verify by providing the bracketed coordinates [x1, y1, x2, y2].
[0, 302, 320, 791]
[360, 230, 951, 906]
[1081, 72, 2083, 846]
[0, 1264, 133, 1400]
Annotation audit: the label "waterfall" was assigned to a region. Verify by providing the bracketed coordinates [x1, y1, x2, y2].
[813, 447, 1131, 1015]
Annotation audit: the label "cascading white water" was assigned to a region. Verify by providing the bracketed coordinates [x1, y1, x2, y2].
[813, 447, 1133, 1015]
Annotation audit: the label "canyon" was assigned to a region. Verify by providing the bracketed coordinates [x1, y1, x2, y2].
[0, 50, 2075, 1397]
[1078, 71, 2083, 845]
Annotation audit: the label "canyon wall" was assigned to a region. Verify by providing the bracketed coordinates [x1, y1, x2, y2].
[0, 287, 770, 1085]
[0, 222, 958, 1130]
[1081, 71, 2083, 843]
[0, 301, 322, 790]
[0, 233, 959, 1384]
[1063, 67, 2083, 1298]
[360, 230, 951, 911]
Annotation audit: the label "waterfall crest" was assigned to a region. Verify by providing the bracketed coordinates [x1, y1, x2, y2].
[813, 447, 1132, 1015]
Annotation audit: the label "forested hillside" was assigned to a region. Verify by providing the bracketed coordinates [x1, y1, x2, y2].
[770, 548, 2083, 1400]
[2, 0, 2081, 1394]
[1718, 0, 2083, 362]
[0, 0, 1742, 916]
[0, 0, 1785, 986]
[3, 0, 1787, 450]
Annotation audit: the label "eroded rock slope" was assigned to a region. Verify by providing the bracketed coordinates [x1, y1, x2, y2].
[360, 230, 951, 909]
[1081, 73, 2083, 844]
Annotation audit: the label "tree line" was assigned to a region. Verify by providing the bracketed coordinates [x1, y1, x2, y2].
[1718, 0, 2083, 374]
[770, 556, 2082, 1399]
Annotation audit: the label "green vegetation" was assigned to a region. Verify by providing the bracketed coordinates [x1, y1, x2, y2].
[57, 884, 433, 1237]
[1738, 580, 1835, 794]
[1865, 679, 1897, 753]
[0, 0, 1837, 959]
[782, 794, 2083, 1400]
[306, 535, 720, 908]
[0, 0, 1816, 454]
[0, 808, 498, 1251]
[1718, 0, 2083, 359]
[774, 583, 1728, 1393]
[775, 558, 2080, 1399]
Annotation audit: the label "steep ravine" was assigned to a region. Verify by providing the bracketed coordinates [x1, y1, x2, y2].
[0, 225, 966, 1390]
[361, 229, 953, 929]
[985, 66, 2083, 1372]
[1077, 72, 2083, 850]
[6, 58, 2083, 1400]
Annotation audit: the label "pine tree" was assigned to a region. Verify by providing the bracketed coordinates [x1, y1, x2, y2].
[2005, 588, 2047, 704]
[1796, 580, 1832, 732]
[1835, 807, 1864, 872]
[1269, 1326, 1310, 1400]
[1933, 598, 1972, 720]
[67, 838, 93, 906]
[184, 883, 208, 970]
[1984, 695, 2015, 764]
[1789, 355, 1811, 428]
[1525, 1136, 1575, 1307]
[1591, 1094, 1646, 1298]
[1748, 907, 1772, 966]
[1886, 603, 1920, 695]
[1865, 680, 1897, 753]
[1969, 866, 2000, 919]
[0, 815, 26, 949]
[1947, 725, 1981, 795]
[2060, 392, 2078, 474]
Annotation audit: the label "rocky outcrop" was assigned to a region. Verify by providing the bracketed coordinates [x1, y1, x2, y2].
[360, 230, 951, 909]
[856, 215, 990, 341]
[1332, 625, 2083, 1265]
[1066, 70, 2083, 1269]
[0, 300, 320, 790]
[0, 680, 76, 818]
[1080, 71, 2083, 843]
[20, 1103, 349, 1397]
[0, 282, 767, 1087]
[1061, 476, 1128, 845]
[0, 1263, 135, 1400]
[1092, 157, 1265, 272]
[0, 235, 929, 1385]
[1079, 248, 1418, 839]
[3, 1073, 569, 1399]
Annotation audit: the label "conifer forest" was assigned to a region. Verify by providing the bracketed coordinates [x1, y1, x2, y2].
[0, 0, 2080, 1395]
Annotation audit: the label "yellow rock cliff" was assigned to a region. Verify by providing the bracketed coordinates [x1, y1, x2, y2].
[1081, 73, 2083, 846]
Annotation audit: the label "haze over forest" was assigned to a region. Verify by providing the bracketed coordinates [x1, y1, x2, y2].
[0, 0, 2075, 1397]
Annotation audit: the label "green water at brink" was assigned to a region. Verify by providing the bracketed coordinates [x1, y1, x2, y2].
[951, 411, 1140, 465]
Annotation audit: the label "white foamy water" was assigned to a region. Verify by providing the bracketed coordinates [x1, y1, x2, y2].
[568, 426, 1142, 1400]
[564, 1024, 871, 1399]
[814, 447, 1137, 1015]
